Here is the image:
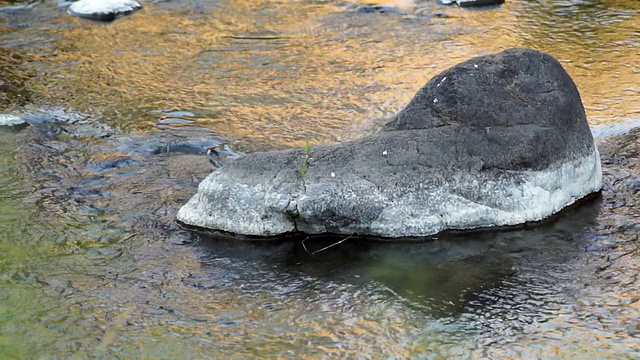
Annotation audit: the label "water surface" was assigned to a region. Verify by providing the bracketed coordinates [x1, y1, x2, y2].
[0, 0, 639, 358]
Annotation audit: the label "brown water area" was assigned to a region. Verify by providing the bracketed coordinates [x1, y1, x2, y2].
[0, 0, 639, 358]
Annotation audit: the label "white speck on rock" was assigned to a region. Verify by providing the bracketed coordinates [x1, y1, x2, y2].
[382, 150, 388, 156]
[331, 172, 336, 177]
[0, 114, 25, 126]
[437, 77, 447, 87]
[433, 98, 438, 103]
[474, 64, 479, 68]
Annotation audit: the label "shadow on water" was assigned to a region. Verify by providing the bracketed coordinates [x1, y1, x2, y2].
[195, 196, 602, 317]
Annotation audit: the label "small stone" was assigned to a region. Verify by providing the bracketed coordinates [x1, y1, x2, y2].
[68, 0, 142, 22]
[331, 172, 336, 177]
[159, 118, 194, 125]
[353, 5, 401, 14]
[457, 0, 506, 7]
[163, 110, 195, 117]
[383, 150, 388, 156]
[0, 114, 26, 127]
[169, 234, 194, 245]
[0, 3, 36, 13]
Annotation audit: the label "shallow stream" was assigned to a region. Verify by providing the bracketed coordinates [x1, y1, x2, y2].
[1, 0, 639, 358]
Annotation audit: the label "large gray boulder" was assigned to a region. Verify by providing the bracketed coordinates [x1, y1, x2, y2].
[177, 48, 603, 239]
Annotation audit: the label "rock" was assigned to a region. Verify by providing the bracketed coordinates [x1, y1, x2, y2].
[112, 132, 227, 156]
[67, 0, 142, 22]
[160, 110, 196, 118]
[177, 48, 603, 239]
[206, 144, 242, 169]
[590, 118, 640, 138]
[456, 0, 505, 7]
[352, 5, 403, 14]
[0, 3, 36, 13]
[0, 114, 27, 127]
[21, 107, 85, 124]
[438, 0, 505, 7]
[21, 109, 113, 139]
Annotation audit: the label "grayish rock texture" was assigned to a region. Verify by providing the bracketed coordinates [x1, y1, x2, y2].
[177, 48, 603, 239]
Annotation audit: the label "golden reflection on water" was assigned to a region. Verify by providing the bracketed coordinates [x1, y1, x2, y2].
[3, 0, 636, 151]
[0, 47, 32, 108]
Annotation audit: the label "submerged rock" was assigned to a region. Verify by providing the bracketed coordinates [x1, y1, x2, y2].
[456, 0, 505, 7]
[352, 5, 405, 14]
[177, 48, 603, 239]
[438, 0, 505, 7]
[68, 0, 142, 22]
[206, 144, 242, 169]
[0, 3, 36, 13]
[20, 108, 113, 139]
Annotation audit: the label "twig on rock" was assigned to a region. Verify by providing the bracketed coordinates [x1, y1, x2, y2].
[301, 237, 311, 254]
[611, 245, 638, 262]
[596, 244, 638, 273]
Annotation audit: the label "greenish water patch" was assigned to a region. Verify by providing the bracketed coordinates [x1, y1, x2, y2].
[0, 131, 49, 358]
[0, 130, 130, 358]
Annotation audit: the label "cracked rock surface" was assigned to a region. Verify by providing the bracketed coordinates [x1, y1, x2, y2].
[177, 48, 603, 239]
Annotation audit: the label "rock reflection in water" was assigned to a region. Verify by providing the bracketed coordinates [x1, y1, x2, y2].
[196, 198, 600, 318]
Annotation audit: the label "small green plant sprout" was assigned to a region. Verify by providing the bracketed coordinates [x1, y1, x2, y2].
[298, 141, 312, 177]
[298, 162, 309, 177]
[302, 141, 312, 154]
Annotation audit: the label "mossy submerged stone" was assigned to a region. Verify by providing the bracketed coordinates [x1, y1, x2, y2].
[177, 48, 603, 239]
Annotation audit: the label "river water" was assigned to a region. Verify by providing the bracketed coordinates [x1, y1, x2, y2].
[0, 0, 639, 358]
